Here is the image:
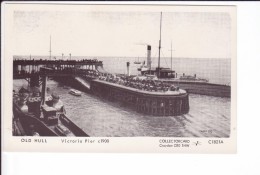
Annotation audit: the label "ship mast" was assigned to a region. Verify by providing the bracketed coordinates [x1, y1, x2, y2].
[158, 12, 162, 78]
[49, 35, 52, 60]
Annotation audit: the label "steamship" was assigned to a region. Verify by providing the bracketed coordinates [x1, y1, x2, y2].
[137, 45, 208, 82]
[137, 45, 176, 79]
[136, 12, 208, 83]
[13, 87, 88, 136]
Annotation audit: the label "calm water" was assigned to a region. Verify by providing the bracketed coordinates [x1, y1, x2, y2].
[14, 56, 231, 85]
[13, 56, 231, 137]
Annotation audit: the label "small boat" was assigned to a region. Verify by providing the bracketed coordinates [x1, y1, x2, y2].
[69, 89, 82, 96]
[179, 74, 209, 83]
[134, 57, 141, 64]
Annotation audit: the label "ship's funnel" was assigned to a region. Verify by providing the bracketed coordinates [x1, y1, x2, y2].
[147, 45, 152, 70]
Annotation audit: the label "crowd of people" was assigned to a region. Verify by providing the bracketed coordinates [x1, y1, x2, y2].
[13, 61, 180, 92]
[79, 70, 179, 92]
[100, 74, 178, 92]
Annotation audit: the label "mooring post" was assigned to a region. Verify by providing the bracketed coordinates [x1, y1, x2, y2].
[126, 62, 130, 76]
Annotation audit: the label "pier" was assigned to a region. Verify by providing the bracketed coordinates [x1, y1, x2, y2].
[13, 59, 102, 86]
[91, 80, 189, 116]
[13, 59, 103, 103]
[13, 59, 103, 78]
[13, 59, 190, 116]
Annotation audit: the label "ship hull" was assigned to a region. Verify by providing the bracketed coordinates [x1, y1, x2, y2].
[13, 102, 89, 137]
[13, 103, 58, 136]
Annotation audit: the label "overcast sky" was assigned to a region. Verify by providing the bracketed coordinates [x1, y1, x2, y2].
[13, 9, 232, 58]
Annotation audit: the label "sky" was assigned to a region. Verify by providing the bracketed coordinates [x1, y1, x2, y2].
[13, 9, 232, 58]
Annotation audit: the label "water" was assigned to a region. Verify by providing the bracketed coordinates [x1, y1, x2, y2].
[13, 79, 230, 137]
[13, 56, 231, 137]
[14, 55, 231, 85]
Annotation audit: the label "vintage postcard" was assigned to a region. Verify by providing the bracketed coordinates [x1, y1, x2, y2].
[2, 3, 236, 153]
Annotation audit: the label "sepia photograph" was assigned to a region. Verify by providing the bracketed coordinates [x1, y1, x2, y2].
[5, 2, 260, 175]
[2, 3, 236, 153]
[12, 5, 233, 137]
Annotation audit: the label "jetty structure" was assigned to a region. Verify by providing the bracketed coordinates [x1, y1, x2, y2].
[13, 57, 189, 117]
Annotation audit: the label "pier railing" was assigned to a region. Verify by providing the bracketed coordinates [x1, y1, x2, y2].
[13, 59, 103, 66]
[13, 59, 103, 79]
